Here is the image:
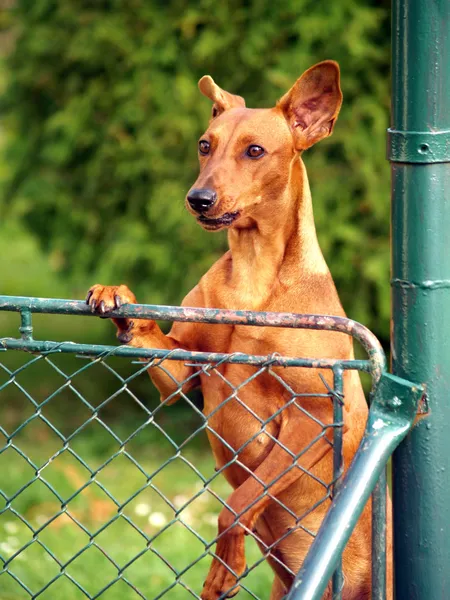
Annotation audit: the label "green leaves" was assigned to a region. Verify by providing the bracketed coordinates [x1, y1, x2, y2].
[1, 0, 391, 343]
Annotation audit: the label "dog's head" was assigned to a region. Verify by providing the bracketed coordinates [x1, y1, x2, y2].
[186, 61, 343, 231]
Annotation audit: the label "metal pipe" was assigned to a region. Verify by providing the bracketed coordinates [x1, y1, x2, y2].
[390, 0, 450, 596]
[371, 469, 387, 600]
[287, 374, 423, 600]
[0, 336, 372, 371]
[0, 295, 387, 381]
[331, 367, 344, 599]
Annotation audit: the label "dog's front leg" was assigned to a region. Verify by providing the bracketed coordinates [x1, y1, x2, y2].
[86, 284, 199, 402]
[201, 409, 332, 599]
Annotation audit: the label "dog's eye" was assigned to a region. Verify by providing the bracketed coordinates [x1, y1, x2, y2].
[246, 145, 265, 159]
[199, 140, 210, 155]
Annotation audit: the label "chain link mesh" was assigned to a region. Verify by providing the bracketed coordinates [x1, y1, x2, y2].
[0, 302, 383, 600]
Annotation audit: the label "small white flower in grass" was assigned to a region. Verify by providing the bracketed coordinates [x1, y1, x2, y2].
[173, 495, 189, 509]
[180, 509, 196, 527]
[203, 513, 218, 527]
[134, 502, 151, 517]
[4, 522, 18, 534]
[148, 512, 167, 528]
[196, 493, 209, 505]
[0, 542, 14, 555]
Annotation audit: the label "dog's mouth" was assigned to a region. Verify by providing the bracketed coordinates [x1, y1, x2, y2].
[197, 211, 240, 230]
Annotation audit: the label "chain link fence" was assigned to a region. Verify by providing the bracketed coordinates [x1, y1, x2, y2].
[0, 297, 422, 600]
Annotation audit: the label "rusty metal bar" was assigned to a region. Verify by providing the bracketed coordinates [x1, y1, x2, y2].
[0, 296, 386, 382]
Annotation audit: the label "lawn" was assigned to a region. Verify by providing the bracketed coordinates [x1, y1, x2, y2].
[0, 349, 273, 600]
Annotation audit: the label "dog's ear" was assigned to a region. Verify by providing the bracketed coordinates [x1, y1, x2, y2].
[198, 76, 246, 120]
[278, 61, 342, 151]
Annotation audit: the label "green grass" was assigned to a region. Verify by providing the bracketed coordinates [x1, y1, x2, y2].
[0, 422, 273, 600]
[0, 327, 275, 599]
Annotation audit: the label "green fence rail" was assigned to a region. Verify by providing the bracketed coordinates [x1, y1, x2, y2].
[0, 296, 423, 600]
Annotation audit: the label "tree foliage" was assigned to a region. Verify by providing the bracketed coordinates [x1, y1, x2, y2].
[1, 0, 391, 345]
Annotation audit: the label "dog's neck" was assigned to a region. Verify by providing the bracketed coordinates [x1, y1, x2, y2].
[226, 157, 328, 309]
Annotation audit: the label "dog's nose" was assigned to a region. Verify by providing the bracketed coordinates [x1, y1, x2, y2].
[187, 188, 217, 213]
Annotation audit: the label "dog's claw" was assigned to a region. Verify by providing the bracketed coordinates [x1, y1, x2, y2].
[118, 332, 133, 344]
[99, 300, 106, 314]
[90, 299, 97, 313]
[114, 295, 121, 309]
[118, 323, 134, 344]
[86, 290, 93, 304]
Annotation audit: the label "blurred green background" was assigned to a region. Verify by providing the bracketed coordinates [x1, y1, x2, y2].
[0, 1, 392, 597]
[0, 0, 391, 344]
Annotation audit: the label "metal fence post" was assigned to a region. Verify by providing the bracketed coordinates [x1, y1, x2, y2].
[390, 0, 450, 597]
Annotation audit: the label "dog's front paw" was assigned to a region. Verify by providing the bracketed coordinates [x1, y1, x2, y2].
[86, 284, 137, 316]
[201, 534, 246, 599]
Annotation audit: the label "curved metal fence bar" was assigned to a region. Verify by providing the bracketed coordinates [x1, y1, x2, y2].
[0, 296, 387, 382]
[0, 295, 420, 600]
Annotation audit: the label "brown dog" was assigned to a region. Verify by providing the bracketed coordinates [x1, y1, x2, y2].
[86, 61, 391, 599]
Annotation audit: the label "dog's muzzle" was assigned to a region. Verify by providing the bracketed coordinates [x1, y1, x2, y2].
[197, 212, 240, 229]
[187, 188, 217, 214]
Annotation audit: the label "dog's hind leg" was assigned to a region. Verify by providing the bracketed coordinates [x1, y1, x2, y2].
[252, 515, 293, 597]
[270, 576, 287, 600]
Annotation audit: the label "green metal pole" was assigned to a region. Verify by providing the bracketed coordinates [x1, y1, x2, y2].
[390, 0, 450, 597]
